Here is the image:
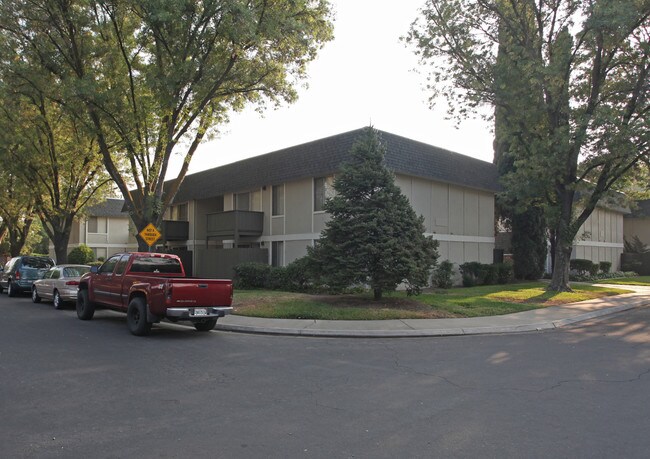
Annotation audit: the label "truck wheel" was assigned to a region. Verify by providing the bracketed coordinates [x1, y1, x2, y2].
[53, 291, 63, 310]
[194, 319, 218, 332]
[31, 287, 41, 303]
[76, 289, 95, 320]
[7, 282, 17, 297]
[127, 298, 152, 336]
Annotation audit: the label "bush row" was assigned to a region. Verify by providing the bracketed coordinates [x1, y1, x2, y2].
[458, 262, 513, 287]
[570, 259, 612, 276]
[233, 258, 313, 292]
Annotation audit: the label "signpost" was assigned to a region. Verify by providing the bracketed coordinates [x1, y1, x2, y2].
[139, 223, 161, 251]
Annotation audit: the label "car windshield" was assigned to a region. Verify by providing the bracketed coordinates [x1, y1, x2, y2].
[64, 266, 91, 277]
[23, 257, 53, 269]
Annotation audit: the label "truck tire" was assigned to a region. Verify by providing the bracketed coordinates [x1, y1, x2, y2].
[31, 287, 41, 303]
[127, 297, 152, 336]
[76, 289, 95, 320]
[7, 281, 17, 297]
[194, 318, 218, 332]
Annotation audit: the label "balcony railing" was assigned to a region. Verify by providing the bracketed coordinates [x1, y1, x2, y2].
[206, 210, 264, 239]
[162, 220, 189, 241]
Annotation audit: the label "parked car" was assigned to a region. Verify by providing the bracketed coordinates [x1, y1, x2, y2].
[32, 264, 92, 309]
[0, 255, 56, 297]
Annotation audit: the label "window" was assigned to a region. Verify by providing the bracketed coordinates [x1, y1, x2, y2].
[64, 266, 90, 277]
[271, 241, 284, 267]
[272, 184, 284, 216]
[51, 269, 61, 280]
[99, 255, 120, 274]
[114, 255, 130, 275]
[130, 257, 183, 274]
[88, 216, 107, 233]
[235, 192, 250, 211]
[170, 203, 188, 221]
[214, 195, 225, 212]
[314, 176, 335, 212]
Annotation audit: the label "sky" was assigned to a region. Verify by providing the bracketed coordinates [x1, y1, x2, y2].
[171, 0, 495, 177]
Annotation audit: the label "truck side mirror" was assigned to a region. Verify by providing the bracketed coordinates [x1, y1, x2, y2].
[90, 266, 99, 273]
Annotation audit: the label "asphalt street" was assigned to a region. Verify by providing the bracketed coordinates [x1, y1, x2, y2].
[1, 292, 649, 458]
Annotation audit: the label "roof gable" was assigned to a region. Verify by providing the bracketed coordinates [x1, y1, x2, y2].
[173, 128, 500, 203]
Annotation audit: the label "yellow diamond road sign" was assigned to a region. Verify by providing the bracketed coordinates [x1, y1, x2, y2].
[139, 223, 161, 247]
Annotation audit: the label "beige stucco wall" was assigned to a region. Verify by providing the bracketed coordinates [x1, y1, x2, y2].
[572, 207, 625, 270]
[173, 173, 496, 271]
[395, 174, 495, 266]
[54, 216, 137, 262]
[285, 179, 313, 235]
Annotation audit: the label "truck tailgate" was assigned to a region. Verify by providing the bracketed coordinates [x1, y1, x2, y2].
[167, 279, 233, 307]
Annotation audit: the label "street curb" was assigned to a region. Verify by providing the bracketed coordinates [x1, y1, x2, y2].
[215, 301, 645, 338]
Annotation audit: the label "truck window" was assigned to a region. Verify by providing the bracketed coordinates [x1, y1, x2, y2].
[130, 257, 183, 274]
[99, 255, 121, 274]
[114, 255, 130, 276]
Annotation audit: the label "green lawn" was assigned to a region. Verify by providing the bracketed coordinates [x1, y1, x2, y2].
[232, 282, 631, 320]
[596, 276, 650, 286]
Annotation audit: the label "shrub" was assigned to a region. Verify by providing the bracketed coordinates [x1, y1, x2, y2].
[599, 261, 612, 274]
[266, 266, 289, 290]
[432, 260, 454, 289]
[459, 262, 483, 284]
[570, 259, 595, 276]
[68, 244, 95, 264]
[482, 264, 498, 285]
[460, 261, 512, 286]
[495, 263, 513, 284]
[282, 257, 314, 291]
[233, 262, 271, 289]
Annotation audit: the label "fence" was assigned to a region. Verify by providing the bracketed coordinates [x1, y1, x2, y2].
[621, 253, 650, 275]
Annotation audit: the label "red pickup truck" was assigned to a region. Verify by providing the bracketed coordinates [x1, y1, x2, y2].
[76, 252, 233, 336]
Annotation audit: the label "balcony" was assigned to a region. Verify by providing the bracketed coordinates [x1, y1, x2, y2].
[162, 220, 189, 241]
[206, 210, 264, 239]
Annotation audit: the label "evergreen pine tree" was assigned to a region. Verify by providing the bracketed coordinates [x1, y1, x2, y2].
[308, 127, 439, 300]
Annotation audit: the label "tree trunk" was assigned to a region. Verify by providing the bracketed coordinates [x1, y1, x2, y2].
[548, 238, 573, 292]
[52, 231, 71, 264]
[373, 288, 382, 301]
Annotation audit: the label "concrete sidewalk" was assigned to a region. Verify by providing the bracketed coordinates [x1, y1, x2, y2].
[215, 285, 650, 338]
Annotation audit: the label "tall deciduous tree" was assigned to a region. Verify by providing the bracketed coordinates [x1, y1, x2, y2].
[406, 0, 650, 291]
[307, 127, 439, 300]
[0, 172, 36, 257]
[0, 66, 112, 263]
[0, 0, 334, 250]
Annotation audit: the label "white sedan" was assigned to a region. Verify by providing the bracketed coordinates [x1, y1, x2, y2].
[32, 264, 92, 309]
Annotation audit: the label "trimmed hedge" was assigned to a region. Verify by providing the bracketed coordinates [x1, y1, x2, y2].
[459, 262, 513, 287]
[234, 257, 316, 292]
[570, 259, 615, 276]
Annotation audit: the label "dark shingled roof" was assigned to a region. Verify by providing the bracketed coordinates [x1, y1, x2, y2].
[172, 128, 499, 203]
[627, 199, 650, 218]
[86, 198, 128, 217]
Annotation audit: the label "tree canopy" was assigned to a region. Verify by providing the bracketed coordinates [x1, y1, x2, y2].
[307, 127, 439, 300]
[0, 0, 334, 249]
[406, 0, 650, 290]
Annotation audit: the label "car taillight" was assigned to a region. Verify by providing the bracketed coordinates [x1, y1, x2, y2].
[14, 271, 20, 280]
[66, 280, 80, 286]
[166, 284, 173, 300]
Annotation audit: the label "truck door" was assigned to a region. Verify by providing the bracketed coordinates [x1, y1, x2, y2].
[91, 255, 121, 306]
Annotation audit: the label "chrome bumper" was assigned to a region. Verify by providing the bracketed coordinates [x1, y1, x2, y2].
[166, 306, 233, 319]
